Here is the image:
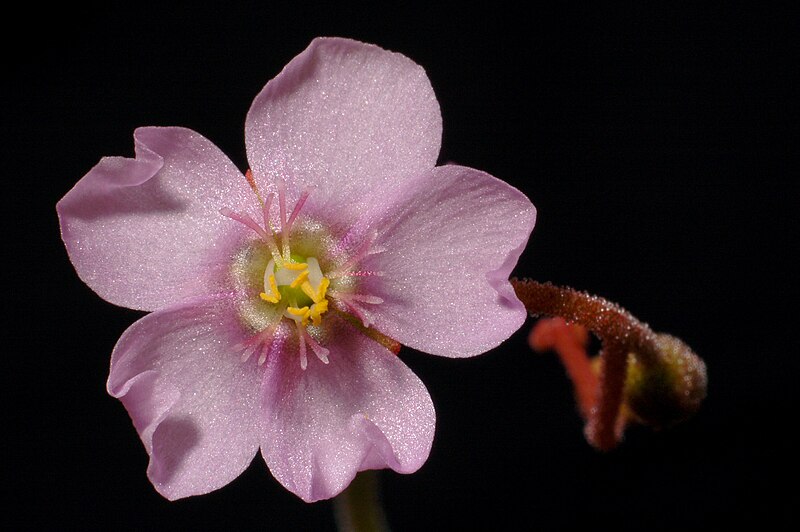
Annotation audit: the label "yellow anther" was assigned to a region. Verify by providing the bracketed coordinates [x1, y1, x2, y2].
[290, 270, 310, 289]
[287, 306, 310, 317]
[297, 306, 313, 327]
[259, 292, 280, 304]
[308, 300, 328, 327]
[284, 262, 308, 271]
[317, 277, 330, 301]
[300, 280, 319, 303]
[268, 274, 281, 300]
[299, 276, 330, 304]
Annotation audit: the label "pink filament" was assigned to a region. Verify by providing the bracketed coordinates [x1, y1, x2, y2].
[219, 207, 270, 240]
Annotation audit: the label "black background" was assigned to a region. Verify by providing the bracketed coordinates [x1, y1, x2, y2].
[6, 2, 795, 530]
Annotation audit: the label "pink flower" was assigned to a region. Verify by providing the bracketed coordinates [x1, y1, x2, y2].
[57, 37, 536, 502]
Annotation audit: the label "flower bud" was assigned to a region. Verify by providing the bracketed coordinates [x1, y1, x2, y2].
[624, 334, 707, 429]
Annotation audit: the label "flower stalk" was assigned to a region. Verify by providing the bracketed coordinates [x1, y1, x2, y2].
[333, 471, 390, 532]
[511, 279, 707, 450]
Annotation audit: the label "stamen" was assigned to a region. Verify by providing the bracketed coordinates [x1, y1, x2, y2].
[261, 192, 274, 233]
[300, 280, 318, 302]
[234, 322, 279, 364]
[244, 169, 265, 205]
[220, 207, 270, 240]
[283, 262, 308, 271]
[317, 277, 330, 301]
[260, 273, 281, 303]
[290, 270, 310, 289]
[285, 188, 310, 236]
[329, 290, 382, 328]
[278, 181, 288, 228]
[278, 182, 290, 260]
[329, 292, 383, 305]
[239, 342, 259, 363]
[261, 194, 284, 266]
[334, 296, 376, 328]
[259, 293, 279, 303]
[257, 342, 270, 366]
[287, 306, 310, 317]
[221, 206, 282, 265]
[303, 329, 330, 364]
[308, 300, 328, 326]
[270, 274, 280, 298]
[296, 321, 308, 370]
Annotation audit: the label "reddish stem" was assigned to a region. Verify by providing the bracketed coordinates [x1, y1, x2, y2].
[585, 342, 629, 450]
[513, 279, 659, 450]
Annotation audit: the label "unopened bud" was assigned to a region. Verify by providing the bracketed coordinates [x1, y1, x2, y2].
[624, 334, 707, 429]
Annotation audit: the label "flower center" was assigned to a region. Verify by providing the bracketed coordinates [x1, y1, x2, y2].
[260, 256, 331, 327]
[222, 171, 389, 369]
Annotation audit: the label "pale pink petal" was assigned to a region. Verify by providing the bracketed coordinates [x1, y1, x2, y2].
[260, 315, 435, 502]
[245, 37, 442, 223]
[361, 165, 536, 357]
[107, 295, 262, 500]
[57, 127, 253, 311]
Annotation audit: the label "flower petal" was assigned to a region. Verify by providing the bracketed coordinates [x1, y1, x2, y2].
[245, 37, 442, 221]
[57, 127, 252, 311]
[362, 165, 536, 357]
[260, 315, 435, 502]
[107, 295, 262, 500]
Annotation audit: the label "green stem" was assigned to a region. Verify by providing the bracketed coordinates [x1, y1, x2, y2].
[333, 471, 390, 532]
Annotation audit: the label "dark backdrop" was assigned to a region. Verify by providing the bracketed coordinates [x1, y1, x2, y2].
[6, 3, 795, 530]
